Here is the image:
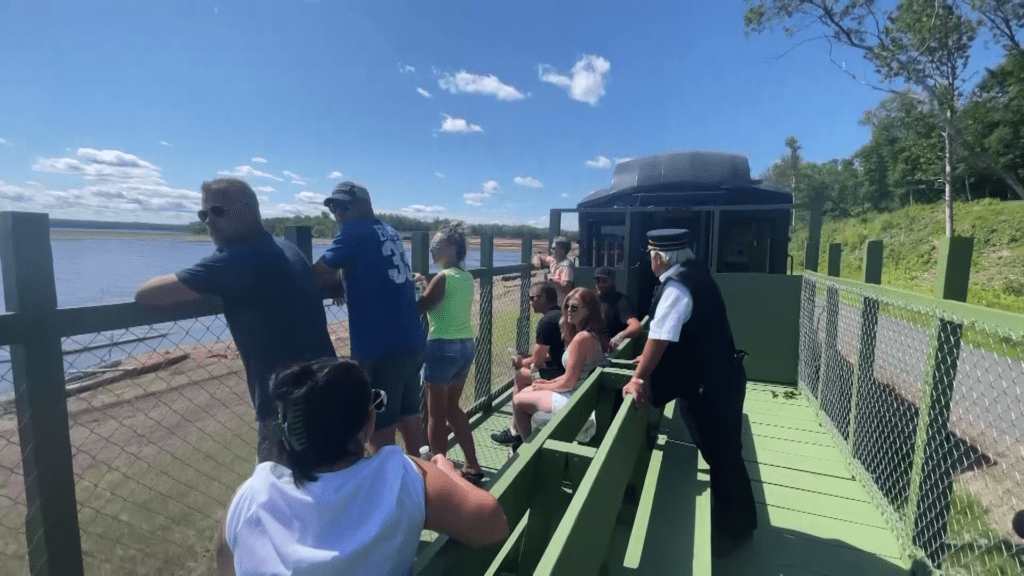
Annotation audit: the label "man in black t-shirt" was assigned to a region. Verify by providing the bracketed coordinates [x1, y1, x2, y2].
[593, 266, 643, 350]
[491, 281, 563, 446]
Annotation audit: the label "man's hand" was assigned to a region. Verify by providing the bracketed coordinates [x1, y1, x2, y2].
[610, 333, 626, 349]
[622, 377, 649, 407]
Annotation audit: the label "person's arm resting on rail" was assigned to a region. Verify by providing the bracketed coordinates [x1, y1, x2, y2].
[623, 281, 692, 406]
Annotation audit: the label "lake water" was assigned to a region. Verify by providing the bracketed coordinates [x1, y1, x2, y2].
[0, 234, 527, 394]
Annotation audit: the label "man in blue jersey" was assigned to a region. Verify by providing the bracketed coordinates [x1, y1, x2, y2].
[314, 181, 429, 454]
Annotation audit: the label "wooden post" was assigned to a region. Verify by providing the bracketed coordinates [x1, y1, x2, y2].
[0, 212, 85, 576]
[850, 241, 883, 454]
[411, 231, 430, 275]
[516, 237, 533, 354]
[827, 243, 842, 278]
[908, 237, 973, 566]
[411, 231, 431, 432]
[282, 225, 313, 262]
[474, 233, 494, 411]
[863, 240, 884, 285]
[548, 210, 561, 247]
[804, 199, 824, 273]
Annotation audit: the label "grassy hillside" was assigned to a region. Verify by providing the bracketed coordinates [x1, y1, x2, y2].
[789, 199, 1024, 314]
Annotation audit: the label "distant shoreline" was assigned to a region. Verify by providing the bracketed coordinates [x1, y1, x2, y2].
[49, 229, 545, 252]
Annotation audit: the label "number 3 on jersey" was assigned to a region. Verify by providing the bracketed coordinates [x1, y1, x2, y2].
[382, 240, 415, 284]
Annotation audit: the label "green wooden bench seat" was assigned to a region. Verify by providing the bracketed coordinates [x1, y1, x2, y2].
[620, 400, 712, 576]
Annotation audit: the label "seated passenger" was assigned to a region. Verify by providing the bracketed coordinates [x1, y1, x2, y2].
[491, 281, 565, 449]
[216, 357, 509, 576]
[510, 288, 608, 441]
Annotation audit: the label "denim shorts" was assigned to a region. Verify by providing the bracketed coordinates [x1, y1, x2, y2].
[422, 338, 476, 385]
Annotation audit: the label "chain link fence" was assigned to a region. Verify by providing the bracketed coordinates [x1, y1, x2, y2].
[799, 274, 1024, 575]
[0, 345, 30, 575]
[0, 256, 535, 574]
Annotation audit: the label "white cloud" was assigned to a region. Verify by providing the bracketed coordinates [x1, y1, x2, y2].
[328, 171, 343, 179]
[439, 114, 483, 133]
[561, 193, 569, 197]
[34, 148, 163, 182]
[282, 170, 306, 183]
[538, 54, 611, 105]
[218, 165, 284, 181]
[435, 172, 445, 178]
[401, 204, 446, 216]
[296, 191, 326, 204]
[417, 87, 432, 98]
[399, 64, 416, 73]
[254, 185, 277, 193]
[251, 157, 268, 163]
[614, 156, 633, 164]
[160, 141, 173, 147]
[24, 181, 42, 187]
[262, 203, 320, 218]
[11, 147, 203, 220]
[514, 176, 543, 188]
[291, 180, 307, 185]
[483, 179, 500, 193]
[463, 192, 489, 206]
[585, 155, 612, 169]
[437, 71, 525, 101]
[0, 138, 6, 144]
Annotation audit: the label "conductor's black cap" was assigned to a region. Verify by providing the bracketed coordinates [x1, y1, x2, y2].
[646, 229, 693, 251]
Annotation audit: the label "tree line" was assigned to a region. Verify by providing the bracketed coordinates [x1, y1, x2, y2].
[747, 0, 1023, 236]
[185, 212, 569, 241]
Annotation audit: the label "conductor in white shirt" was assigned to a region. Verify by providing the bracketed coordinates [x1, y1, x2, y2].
[622, 229, 757, 558]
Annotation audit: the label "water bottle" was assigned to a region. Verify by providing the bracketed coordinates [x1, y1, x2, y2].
[419, 445, 432, 462]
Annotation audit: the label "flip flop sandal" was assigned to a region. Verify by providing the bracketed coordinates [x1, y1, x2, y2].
[460, 468, 485, 484]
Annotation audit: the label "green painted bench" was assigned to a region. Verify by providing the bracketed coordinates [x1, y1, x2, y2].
[620, 399, 712, 575]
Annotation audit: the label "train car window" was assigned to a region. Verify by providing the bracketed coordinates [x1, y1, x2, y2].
[717, 214, 772, 273]
[588, 223, 625, 267]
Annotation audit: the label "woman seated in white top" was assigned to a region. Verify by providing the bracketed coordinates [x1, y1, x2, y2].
[511, 287, 608, 440]
[215, 357, 509, 576]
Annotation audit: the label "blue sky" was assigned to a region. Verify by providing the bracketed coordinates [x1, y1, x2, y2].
[0, 0, 1006, 227]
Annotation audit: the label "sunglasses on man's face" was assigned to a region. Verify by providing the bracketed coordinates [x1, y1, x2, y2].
[330, 201, 352, 214]
[565, 303, 581, 313]
[371, 389, 387, 413]
[197, 205, 227, 223]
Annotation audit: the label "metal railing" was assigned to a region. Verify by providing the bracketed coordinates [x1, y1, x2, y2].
[800, 268, 1023, 575]
[0, 211, 539, 576]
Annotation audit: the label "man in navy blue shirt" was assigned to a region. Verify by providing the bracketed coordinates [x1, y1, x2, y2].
[135, 178, 336, 463]
[314, 181, 428, 455]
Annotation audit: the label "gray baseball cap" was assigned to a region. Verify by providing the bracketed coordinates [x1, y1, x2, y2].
[324, 181, 371, 207]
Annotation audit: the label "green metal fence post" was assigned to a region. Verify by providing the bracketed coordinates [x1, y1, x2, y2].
[516, 236, 532, 354]
[850, 240, 883, 453]
[0, 212, 85, 576]
[282, 225, 313, 262]
[474, 233, 494, 411]
[907, 236, 973, 567]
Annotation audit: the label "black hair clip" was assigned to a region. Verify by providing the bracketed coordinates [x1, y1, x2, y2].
[273, 397, 309, 452]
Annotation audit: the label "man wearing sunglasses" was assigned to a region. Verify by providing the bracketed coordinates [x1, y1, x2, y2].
[312, 181, 428, 457]
[490, 281, 564, 447]
[135, 178, 336, 464]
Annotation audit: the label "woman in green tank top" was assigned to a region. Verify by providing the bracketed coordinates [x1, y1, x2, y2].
[415, 222, 483, 482]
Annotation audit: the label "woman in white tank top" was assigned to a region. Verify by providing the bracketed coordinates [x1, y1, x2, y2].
[215, 357, 509, 576]
[510, 288, 608, 440]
